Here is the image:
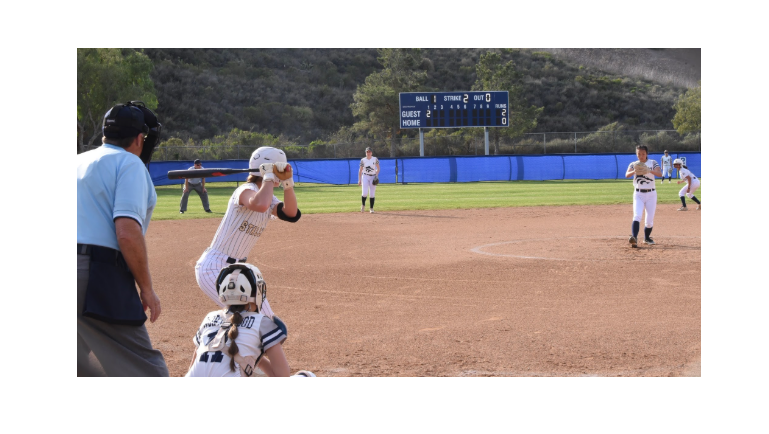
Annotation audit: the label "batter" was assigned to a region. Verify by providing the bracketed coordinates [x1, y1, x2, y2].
[195, 147, 301, 317]
[626, 145, 663, 247]
[358, 147, 380, 213]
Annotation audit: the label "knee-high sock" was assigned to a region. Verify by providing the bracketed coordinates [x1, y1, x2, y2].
[680, 196, 687, 207]
[691, 196, 700, 204]
[632, 221, 640, 238]
[644, 226, 652, 239]
[370, 197, 375, 209]
[362, 196, 367, 206]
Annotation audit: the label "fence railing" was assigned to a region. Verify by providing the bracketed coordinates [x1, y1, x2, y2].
[82, 130, 700, 161]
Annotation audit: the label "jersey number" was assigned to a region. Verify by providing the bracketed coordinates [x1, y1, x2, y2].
[199, 351, 225, 363]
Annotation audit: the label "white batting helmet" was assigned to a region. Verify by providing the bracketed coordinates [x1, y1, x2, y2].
[673, 158, 683, 165]
[249, 147, 288, 175]
[216, 263, 266, 312]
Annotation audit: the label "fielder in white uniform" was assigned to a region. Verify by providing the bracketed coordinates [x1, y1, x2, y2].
[660, 150, 673, 183]
[358, 147, 380, 213]
[195, 147, 301, 318]
[673, 158, 701, 211]
[626, 145, 663, 247]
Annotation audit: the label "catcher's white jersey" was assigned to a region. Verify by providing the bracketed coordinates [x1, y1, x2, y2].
[628, 159, 659, 189]
[360, 156, 379, 176]
[679, 167, 698, 181]
[209, 183, 281, 260]
[185, 310, 287, 377]
[661, 155, 672, 167]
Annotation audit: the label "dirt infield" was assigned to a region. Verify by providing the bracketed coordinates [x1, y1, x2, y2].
[145, 204, 700, 377]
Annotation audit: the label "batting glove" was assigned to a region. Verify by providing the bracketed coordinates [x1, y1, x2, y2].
[281, 178, 294, 190]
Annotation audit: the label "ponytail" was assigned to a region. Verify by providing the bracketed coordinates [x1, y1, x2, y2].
[226, 306, 246, 372]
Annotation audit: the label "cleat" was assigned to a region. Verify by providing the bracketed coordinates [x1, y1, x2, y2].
[180, 211, 184, 214]
[696, 205, 700, 210]
[677, 206, 688, 211]
[205, 209, 212, 213]
[643, 238, 655, 245]
[629, 236, 637, 248]
[360, 205, 364, 213]
[370, 209, 375, 213]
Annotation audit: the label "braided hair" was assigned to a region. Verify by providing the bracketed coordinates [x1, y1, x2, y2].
[226, 305, 246, 372]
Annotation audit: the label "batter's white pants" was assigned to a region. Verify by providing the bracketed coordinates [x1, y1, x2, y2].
[633, 190, 657, 228]
[679, 179, 701, 198]
[361, 175, 377, 197]
[662, 166, 672, 179]
[195, 248, 274, 317]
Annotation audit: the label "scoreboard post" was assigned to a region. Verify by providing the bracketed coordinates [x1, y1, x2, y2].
[399, 91, 509, 156]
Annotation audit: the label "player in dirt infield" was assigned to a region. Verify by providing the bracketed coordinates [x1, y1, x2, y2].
[673, 159, 701, 211]
[195, 146, 300, 317]
[626, 145, 662, 248]
[186, 263, 314, 377]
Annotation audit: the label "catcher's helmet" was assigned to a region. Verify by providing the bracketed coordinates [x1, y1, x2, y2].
[673, 158, 683, 166]
[249, 146, 287, 175]
[216, 263, 266, 312]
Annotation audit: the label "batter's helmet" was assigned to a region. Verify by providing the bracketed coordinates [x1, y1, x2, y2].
[216, 263, 266, 312]
[249, 147, 288, 175]
[673, 158, 683, 165]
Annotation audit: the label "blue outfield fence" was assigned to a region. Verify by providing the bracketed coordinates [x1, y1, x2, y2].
[149, 152, 701, 186]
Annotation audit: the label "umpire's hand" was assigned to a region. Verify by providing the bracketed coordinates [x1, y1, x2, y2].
[140, 287, 162, 323]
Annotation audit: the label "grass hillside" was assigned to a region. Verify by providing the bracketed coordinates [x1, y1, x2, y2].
[143, 48, 698, 147]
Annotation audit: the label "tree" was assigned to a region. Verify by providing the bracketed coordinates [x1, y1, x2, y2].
[77, 49, 158, 153]
[672, 82, 701, 134]
[350, 49, 428, 157]
[472, 52, 543, 154]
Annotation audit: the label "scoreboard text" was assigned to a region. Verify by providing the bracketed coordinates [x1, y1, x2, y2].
[399, 91, 509, 129]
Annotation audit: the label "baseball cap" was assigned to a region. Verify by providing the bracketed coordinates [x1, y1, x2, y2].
[102, 104, 149, 139]
[194, 159, 201, 165]
[664, 150, 669, 153]
[365, 147, 372, 152]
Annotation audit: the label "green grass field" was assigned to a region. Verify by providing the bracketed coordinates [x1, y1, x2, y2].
[152, 179, 701, 221]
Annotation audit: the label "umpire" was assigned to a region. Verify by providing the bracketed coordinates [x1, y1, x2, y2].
[179, 159, 211, 213]
[77, 101, 169, 376]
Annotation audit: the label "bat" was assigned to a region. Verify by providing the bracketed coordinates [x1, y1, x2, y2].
[167, 168, 253, 180]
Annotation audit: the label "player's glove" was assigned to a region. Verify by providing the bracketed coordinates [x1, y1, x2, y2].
[259, 163, 279, 183]
[273, 162, 293, 181]
[372, 175, 379, 185]
[281, 177, 294, 190]
[633, 162, 649, 176]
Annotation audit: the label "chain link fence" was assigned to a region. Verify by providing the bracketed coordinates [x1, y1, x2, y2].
[83, 130, 700, 161]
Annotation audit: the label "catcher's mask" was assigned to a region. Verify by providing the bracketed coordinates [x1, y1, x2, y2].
[216, 263, 266, 312]
[102, 101, 162, 167]
[248, 146, 287, 176]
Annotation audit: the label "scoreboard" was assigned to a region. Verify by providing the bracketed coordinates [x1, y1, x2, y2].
[399, 91, 509, 129]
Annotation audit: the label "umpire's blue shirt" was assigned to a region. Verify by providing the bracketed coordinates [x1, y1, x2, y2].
[77, 144, 157, 251]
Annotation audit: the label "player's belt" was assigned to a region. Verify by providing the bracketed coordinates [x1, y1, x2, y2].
[364, 173, 376, 176]
[226, 256, 247, 264]
[635, 188, 655, 193]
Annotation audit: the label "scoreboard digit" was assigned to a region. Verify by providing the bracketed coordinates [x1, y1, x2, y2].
[399, 91, 509, 129]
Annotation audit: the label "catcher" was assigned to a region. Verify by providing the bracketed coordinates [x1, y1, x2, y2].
[625, 145, 662, 247]
[195, 146, 300, 317]
[185, 263, 315, 377]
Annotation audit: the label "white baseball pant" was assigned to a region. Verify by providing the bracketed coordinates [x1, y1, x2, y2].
[679, 179, 701, 198]
[662, 166, 672, 178]
[361, 174, 377, 197]
[195, 248, 274, 317]
[633, 190, 657, 228]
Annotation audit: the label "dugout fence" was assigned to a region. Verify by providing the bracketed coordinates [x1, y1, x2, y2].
[149, 152, 701, 186]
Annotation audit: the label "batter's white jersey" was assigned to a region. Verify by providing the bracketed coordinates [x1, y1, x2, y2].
[628, 159, 659, 189]
[209, 183, 281, 260]
[360, 156, 379, 177]
[185, 309, 287, 377]
[661, 155, 672, 167]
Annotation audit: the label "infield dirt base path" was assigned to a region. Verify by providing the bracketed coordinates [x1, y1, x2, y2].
[145, 204, 701, 377]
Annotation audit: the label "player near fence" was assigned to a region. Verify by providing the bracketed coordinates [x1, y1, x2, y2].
[626, 145, 663, 248]
[180, 159, 212, 214]
[195, 147, 300, 317]
[358, 147, 380, 213]
[673, 159, 701, 211]
[660, 150, 673, 183]
[186, 263, 315, 377]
